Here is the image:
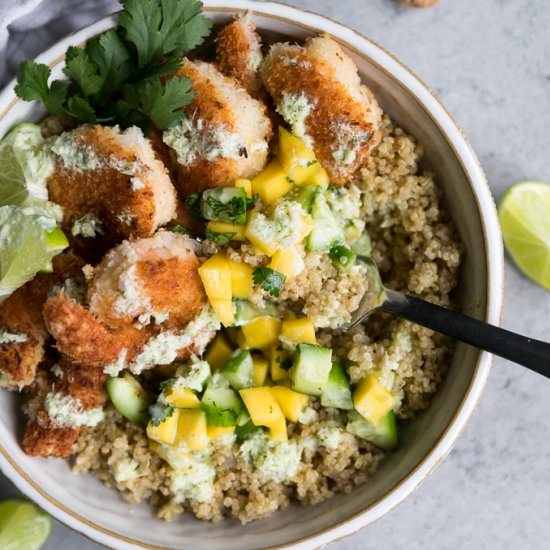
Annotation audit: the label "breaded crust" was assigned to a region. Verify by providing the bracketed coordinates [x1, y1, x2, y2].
[87, 233, 206, 330]
[164, 60, 271, 195]
[47, 125, 177, 242]
[22, 411, 81, 458]
[0, 253, 84, 390]
[43, 292, 152, 368]
[216, 13, 263, 96]
[261, 35, 383, 185]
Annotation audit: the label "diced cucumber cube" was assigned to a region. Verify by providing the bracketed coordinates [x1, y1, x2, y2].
[286, 184, 322, 213]
[346, 410, 398, 451]
[329, 244, 356, 270]
[220, 350, 254, 389]
[321, 361, 353, 410]
[232, 299, 280, 326]
[289, 343, 333, 396]
[106, 373, 149, 426]
[306, 192, 344, 252]
[351, 231, 372, 257]
[200, 187, 248, 224]
[201, 374, 243, 427]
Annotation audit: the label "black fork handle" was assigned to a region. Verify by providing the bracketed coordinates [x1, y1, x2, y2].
[382, 290, 550, 379]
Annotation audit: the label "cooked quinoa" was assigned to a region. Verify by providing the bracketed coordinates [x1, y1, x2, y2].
[71, 117, 462, 523]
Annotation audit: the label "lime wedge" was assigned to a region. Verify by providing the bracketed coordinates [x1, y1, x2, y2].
[0, 123, 53, 208]
[0, 499, 52, 550]
[0, 205, 68, 300]
[499, 180, 550, 290]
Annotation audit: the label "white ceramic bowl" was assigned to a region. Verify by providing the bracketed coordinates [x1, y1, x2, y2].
[0, 1, 504, 548]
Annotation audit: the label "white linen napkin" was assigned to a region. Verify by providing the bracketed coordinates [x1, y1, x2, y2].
[1, 0, 118, 87]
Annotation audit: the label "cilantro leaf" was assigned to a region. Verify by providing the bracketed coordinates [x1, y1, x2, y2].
[148, 402, 174, 426]
[185, 192, 202, 219]
[167, 223, 190, 235]
[235, 420, 263, 443]
[253, 267, 286, 297]
[139, 76, 193, 129]
[205, 230, 236, 246]
[85, 30, 133, 101]
[15, 61, 67, 115]
[66, 95, 96, 122]
[63, 47, 102, 97]
[119, 0, 212, 68]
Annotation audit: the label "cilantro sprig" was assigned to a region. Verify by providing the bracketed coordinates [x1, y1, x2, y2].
[14, 0, 212, 130]
[253, 267, 286, 297]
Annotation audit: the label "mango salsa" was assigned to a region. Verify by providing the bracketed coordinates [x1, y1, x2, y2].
[164, 386, 200, 408]
[251, 160, 291, 204]
[269, 345, 290, 381]
[146, 409, 180, 445]
[206, 220, 245, 241]
[207, 425, 235, 441]
[198, 254, 234, 326]
[353, 373, 395, 425]
[241, 317, 281, 349]
[227, 259, 254, 299]
[252, 355, 269, 386]
[239, 386, 284, 427]
[278, 127, 317, 185]
[268, 415, 288, 442]
[175, 409, 208, 450]
[268, 247, 304, 279]
[270, 386, 309, 422]
[234, 178, 252, 198]
[205, 333, 234, 371]
[281, 318, 316, 345]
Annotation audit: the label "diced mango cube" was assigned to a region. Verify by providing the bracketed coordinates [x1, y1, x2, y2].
[251, 160, 291, 204]
[146, 409, 180, 445]
[235, 178, 252, 198]
[206, 221, 245, 241]
[207, 425, 235, 441]
[252, 355, 269, 386]
[268, 247, 304, 279]
[239, 387, 284, 427]
[278, 127, 317, 185]
[198, 254, 232, 301]
[270, 386, 309, 422]
[241, 317, 281, 350]
[227, 260, 254, 299]
[210, 299, 234, 327]
[281, 318, 316, 345]
[175, 409, 208, 450]
[269, 346, 290, 381]
[164, 386, 200, 408]
[353, 373, 395, 425]
[268, 415, 288, 442]
[305, 163, 329, 189]
[205, 333, 234, 371]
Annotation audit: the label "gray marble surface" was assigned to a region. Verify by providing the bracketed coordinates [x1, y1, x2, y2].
[1, 0, 550, 548]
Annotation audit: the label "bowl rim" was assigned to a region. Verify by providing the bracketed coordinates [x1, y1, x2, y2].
[0, 1, 504, 549]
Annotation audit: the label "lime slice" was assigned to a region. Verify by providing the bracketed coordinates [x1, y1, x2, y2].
[499, 180, 550, 290]
[0, 205, 68, 300]
[0, 123, 53, 207]
[0, 499, 52, 550]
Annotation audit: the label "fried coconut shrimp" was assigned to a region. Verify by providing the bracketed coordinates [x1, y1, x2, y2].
[216, 13, 263, 97]
[162, 60, 272, 195]
[261, 35, 383, 185]
[44, 233, 219, 376]
[47, 125, 177, 241]
[22, 358, 107, 458]
[0, 253, 84, 390]
[87, 231, 206, 329]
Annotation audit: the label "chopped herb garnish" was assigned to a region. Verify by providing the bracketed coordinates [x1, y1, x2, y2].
[15, 0, 212, 130]
[235, 420, 263, 443]
[253, 267, 286, 297]
[167, 223, 189, 235]
[306, 159, 317, 167]
[205, 230, 236, 246]
[148, 402, 174, 426]
[329, 243, 356, 270]
[246, 194, 258, 210]
[185, 192, 203, 218]
[200, 188, 248, 224]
